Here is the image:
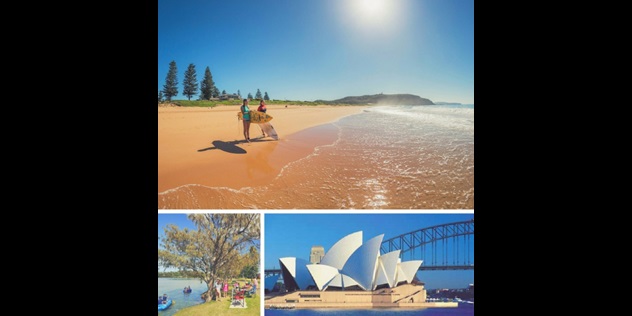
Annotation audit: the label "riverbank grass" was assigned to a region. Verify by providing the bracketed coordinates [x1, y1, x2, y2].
[173, 284, 260, 316]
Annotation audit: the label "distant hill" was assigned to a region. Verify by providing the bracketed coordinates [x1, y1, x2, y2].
[317, 94, 434, 105]
[434, 101, 462, 105]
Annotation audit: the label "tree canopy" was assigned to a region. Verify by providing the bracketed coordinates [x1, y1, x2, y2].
[200, 66, 216, 100]
[162, 61, 178, 101]
[255, 89, 262, 100]
[158, 214, 260, 302]
[182, 63, 199, 100]
[264, 92, 270, 101]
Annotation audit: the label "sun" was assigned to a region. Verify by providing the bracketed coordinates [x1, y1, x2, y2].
[340, 0, 404, 34]
[356, 0, 389, 17]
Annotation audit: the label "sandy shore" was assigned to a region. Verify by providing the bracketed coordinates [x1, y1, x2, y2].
[158, 104, 367, 194]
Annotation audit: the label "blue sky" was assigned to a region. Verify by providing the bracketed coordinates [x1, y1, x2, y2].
[158, 214, 198, 236]
[264, 213, 474, 289]
[158, 0, 474, 104]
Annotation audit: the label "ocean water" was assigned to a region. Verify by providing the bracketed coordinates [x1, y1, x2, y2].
[158, 104, 473, 209]
[157, 278, 208, 315]
[265, 304, 474, 316]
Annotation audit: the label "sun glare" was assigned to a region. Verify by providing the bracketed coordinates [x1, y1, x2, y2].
[340, 0, 406, 36]
[357, 0, 388, 17]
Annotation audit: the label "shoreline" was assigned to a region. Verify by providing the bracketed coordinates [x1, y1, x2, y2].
[158, 104, 368, 194]
[263, 284, 458, 310]
[265, 302, 459, 309]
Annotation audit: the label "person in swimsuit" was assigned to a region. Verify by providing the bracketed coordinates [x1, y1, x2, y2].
[240, 99, 251, 142]
[257, 100, 267, 137]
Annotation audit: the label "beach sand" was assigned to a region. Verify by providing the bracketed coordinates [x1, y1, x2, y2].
[158, 104, 367, 196]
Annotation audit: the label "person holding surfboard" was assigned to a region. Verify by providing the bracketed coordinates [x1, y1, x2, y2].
[240, 99, 251, 142]
[257, 100, 267, 137]
[257, 99, 267, 113]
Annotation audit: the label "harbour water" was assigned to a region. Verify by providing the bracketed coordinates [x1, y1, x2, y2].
[158, 104, 473, 209]
[265, 303, 474, 315]
[157, 278, 208, 315]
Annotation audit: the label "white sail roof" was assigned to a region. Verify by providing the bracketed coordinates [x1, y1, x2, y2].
[376, 250, 401, 289]
[279, 257, 315, 290]
[276, 232, 425, 292]
[326, 273, 360, 289]
[398, 260, 423, 284]
[320, 231, 363, 270]
[341, 234, 384, 291]
[306, 264, 338, 291]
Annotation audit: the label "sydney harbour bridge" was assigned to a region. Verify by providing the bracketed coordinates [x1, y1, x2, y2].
[264, 219, 474, 277]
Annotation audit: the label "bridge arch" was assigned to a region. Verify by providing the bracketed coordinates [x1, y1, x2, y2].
[380, 219, 474, 270]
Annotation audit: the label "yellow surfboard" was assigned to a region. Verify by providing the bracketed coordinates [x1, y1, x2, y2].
[237, 111, 273, 123]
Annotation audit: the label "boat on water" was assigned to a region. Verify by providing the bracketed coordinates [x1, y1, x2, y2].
[158, 299, 172, 311]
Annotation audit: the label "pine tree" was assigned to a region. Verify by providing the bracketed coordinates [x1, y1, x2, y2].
[158, 91, 164, 103]
[255, 89, 262, 99]
[264, 92, 270, 101]
[222, 90, 227, 95]
[200, 66, 215, 100]
[212, 87, 220, 98]
[182, 63, 198, 101]
[237, 90, 241, 98]
[248, 92, 253, 99]
[162, 61, 178, 101]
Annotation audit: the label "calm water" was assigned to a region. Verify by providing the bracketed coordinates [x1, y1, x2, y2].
[265, 304, 474, 316]
[159, 104, 474, 209]
[158, 278, 208, 315]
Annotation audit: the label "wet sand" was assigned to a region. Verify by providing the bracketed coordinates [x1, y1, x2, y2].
[158, 104, 367, 196]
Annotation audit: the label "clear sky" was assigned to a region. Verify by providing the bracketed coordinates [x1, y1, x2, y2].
[264, 213, 474, 289]
[158, 0, 474, 104]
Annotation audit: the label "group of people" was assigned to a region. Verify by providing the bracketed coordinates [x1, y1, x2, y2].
[212, 278, 259, 301]
[213, 279, 230, 302]
[240, 99, 268, 142]
[158, 293, 168, 304]
[183, 285, 191, 293]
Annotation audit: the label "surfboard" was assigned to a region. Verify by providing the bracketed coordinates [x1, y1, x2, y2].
[259, 122, 279, 140]
[237, 111, 273, 123]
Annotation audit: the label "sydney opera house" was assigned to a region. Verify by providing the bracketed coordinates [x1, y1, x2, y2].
[265, 231, 456, 309]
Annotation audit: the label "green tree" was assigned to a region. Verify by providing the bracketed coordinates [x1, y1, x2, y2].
[264, 92, 270, 101]
[240, 265, 258, 279]
[182, 63, 199, 100]
[222, 90, 227, 95]
[247, 92, 253, 99]
[158, 91, 164, 103]
[158, 214, 260, 302]
[240, 245, 259, 278]
[212, 87, 220, 98]
[162, 60, 178, 101]
[255, 89, 262, 99]
[200, 66, 216, 100]
[237, 90, 241, 98]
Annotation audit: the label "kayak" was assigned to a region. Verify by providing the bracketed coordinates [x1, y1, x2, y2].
[183, 289, 192, 293]
[158, 299, 172, 311]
